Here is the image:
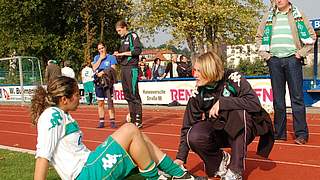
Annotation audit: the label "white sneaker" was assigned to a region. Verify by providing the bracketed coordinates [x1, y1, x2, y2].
[214, 151, 231, 177]
[221, 169, 242, 180]
[158, 172, 171, 180]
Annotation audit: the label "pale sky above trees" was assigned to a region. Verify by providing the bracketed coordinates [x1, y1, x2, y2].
[141, 0, 320, 48]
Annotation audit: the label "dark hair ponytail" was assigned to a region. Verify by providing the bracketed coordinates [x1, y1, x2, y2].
[30, 86, 49, 125]
[30, 76, 78, 125]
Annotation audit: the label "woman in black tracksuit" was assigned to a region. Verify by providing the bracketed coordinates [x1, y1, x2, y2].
[174, 51, 274, 180]
[114, 20, 143, 128]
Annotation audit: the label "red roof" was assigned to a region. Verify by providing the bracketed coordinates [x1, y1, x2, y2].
[141, 49, 175, 56]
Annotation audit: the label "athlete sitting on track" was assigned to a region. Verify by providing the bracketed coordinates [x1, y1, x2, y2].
[31, 76, 206, 180]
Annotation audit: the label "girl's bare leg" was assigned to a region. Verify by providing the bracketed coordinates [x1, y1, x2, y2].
[141, 133, 165, 163]
[111, 123, 199, 179]
[111, 123, 152, 169]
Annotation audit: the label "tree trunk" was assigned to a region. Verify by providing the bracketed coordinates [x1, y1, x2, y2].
[83, 8, 96, 64]
[186, 34, 196, 57]
[100, 16, 105, 42]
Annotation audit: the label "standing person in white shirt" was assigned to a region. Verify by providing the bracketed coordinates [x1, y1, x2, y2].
[31, 76, 206, 180]
[81, 62, 95, 105]
[61, 60, 75, 78]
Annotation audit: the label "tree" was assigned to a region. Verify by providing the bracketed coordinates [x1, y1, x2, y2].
[131, 0, 265, 56]
[0, 0, 84, 71]
[0, 0, 132, 78]
[237, 57, 268, 76]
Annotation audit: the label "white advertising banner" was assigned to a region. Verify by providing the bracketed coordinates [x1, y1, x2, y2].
[113, 81, 197, 105]
[0, 79, 289, 112]
[0, 86, 36, 102]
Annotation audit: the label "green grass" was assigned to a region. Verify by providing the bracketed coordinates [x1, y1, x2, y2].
[0, 149, 60, 180]
[0, 149, 144, 180]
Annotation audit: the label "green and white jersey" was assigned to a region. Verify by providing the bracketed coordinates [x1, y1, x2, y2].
[35, 107, 90, 180]
[81, 66, 94, 84]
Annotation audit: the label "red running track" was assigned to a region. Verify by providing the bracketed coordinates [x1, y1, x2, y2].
[0, 104, 320, 179]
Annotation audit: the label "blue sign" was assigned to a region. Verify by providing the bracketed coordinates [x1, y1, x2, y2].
[310, 19, 320, 30]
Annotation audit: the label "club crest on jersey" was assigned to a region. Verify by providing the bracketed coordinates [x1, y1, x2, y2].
[228, 72, 241, 87]
[49, 108, 63, 130]
[191, 86, 199, 97]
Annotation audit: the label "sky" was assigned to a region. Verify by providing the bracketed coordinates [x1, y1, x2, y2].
[141, 0, 320, 48]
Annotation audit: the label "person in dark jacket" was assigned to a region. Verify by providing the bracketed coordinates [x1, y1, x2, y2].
[151, 58, 164, 80]
[177, 55, 192, 78]
[45, 60, 61, 84]
[114, 20, 143, 128]
[174, 51, 274, 180]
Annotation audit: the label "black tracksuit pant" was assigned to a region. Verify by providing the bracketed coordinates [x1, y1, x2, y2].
[121, 66, 142, 123]
[187, 110, 256, 177]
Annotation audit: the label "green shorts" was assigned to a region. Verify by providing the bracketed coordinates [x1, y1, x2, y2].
[84, 81, 94, 93]
[76, 136, 136, 180]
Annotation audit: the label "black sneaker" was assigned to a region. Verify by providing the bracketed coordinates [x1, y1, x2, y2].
[294, 136, 307, 145]
[110, 121, 117, 129]
[168, 100, 181, 107]
[97, 122, 105, 128]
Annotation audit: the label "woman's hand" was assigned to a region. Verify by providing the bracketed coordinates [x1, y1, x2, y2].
[97, 71, 104, 77]
[99, 52, 106, 59]
[295, 53, 302, 59]
[113, 51, 121, 57]
[209, 100, 220, 119]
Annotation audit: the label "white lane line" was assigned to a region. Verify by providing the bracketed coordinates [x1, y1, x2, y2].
[0, 131, 320, 168]
[157, 149, 320, 168]
[2, 120, 320, 137]
[1, 117, 320, 130]
[245, 157, 320, 168]
[2, 144, 319, 169]
[1, 129, 320, 149]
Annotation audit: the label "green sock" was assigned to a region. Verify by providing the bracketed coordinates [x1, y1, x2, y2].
[157, 154, 185, 177]
[139, 161, 159, 180]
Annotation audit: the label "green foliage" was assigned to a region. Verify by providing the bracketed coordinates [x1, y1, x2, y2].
[303, 63, 320, 79]
[0, 0, 132, 77]
[131, 0, 265, 55]
[236, 58, 269, 76]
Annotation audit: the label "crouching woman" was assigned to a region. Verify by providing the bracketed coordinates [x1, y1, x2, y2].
[174, 52, 274, 180]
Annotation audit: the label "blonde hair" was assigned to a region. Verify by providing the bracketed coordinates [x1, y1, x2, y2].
[30, 76, 78, 125]
[192, 51, 224, 83]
